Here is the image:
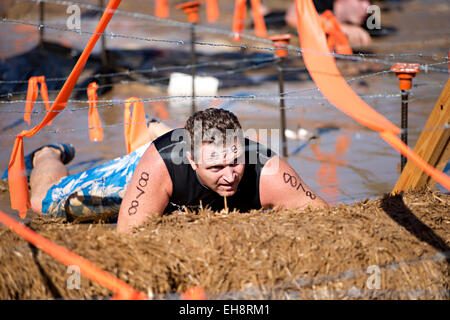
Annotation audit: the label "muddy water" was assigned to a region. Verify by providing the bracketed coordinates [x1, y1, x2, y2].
[0, 0, 449, 219]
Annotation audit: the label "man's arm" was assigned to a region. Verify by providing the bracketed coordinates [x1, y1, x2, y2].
[259, 156, 329, 210]
[117, 143, 172, 233]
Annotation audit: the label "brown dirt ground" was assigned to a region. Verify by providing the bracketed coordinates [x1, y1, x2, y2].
[0, 184, 448, 300]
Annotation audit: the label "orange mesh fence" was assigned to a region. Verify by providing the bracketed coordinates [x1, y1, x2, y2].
[294, 0, 450, 190]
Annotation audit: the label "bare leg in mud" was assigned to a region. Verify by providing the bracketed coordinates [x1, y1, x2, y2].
[29, 121, 173, 215]
[30, 148, 67, 214]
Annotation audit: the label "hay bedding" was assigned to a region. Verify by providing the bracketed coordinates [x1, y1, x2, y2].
[0, 188, 448, 299]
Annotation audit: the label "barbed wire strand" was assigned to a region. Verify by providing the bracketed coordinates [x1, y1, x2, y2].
[27, 0, 450, 62]
[146, 250, 449, 299]
[1, 17, 448, 74]
[0, 54, 288, 85]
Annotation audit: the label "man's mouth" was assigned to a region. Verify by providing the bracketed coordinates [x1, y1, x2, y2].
[219, 183, 235, 190]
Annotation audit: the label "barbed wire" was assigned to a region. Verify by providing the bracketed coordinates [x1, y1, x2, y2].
[0, 55, 287, 85]
[0, 78, 446, 115]
[1, 59, 445, 101]
[0, 101, 448, 139]
[0, 90, 406, 110]
[1, 0, 448, 301]
[2, 15, 449, 72]
[146, 250, 449, 299]
[0, 12, 447, 98]
[214, 250, 450, 299]
[5, 225, 447, 300]
[0, 54, 281, 99]
[27, 0, 450, 62]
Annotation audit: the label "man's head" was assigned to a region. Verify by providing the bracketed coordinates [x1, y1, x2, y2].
[184, 108, 246, 197]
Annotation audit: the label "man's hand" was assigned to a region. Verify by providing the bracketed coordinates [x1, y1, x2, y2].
[117, 143, 172, 233]
[340, 24, 372, 46]
[259, 156, 329, 211]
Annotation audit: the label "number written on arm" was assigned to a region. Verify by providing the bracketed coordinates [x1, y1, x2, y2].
[283, 172, 316, 200]
[128, 171, 150, 216]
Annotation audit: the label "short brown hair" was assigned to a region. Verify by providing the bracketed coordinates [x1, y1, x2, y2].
[184, 108, 242, 144]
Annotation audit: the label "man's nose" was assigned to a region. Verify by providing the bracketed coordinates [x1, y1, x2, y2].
[222, 166, 235, 183]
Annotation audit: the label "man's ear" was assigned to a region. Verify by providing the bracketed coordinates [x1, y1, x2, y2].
[186, 151, 198, 171]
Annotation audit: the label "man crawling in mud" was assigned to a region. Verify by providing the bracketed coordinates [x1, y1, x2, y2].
[4, 108, 328, 233]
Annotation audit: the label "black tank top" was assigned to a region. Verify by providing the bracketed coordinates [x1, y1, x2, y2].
[153, 128, 275, 213]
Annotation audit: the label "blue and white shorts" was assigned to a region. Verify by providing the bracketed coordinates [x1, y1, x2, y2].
[42, 142, 151, 219]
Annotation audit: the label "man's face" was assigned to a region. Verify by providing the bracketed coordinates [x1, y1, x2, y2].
[188, 142, 245, 197]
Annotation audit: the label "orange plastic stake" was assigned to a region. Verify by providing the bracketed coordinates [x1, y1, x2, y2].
[87, 82, 103, 142]
[250, 0, 267, 38]
[391, 63, 420, 91]
[124, 98, 151, 154]
[176, 1, 201, 23]
[270, 34, 292, 157]
[319, 10, 352, 54]
[181, 286, 206, 300]
[155, 0, 169, 18]
[0, 209, 148, 300]
[24, 76, 52, 126]
[391, 63, 420, 171]
[232, 0, 247, 41]
[7, 0, 122, 218]
[206, 0, 219, 23]
[269, 34, 292, 58]
[294, 0, 450, 190]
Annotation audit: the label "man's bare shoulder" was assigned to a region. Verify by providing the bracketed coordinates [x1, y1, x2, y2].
[138, 142, 173, 196]
[259, 155, 328, 210]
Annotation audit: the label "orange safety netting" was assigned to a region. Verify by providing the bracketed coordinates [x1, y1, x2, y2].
[319, 10, 352, 55]
[7, 0, 122, 218]
[87, 82, 104, 142]
[0, 209, 147, 300]
[232, 0, 267, 41]
[294, 0, 450, 190]
[123, 97, 151, 154]
[24, 76, 52, 126]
